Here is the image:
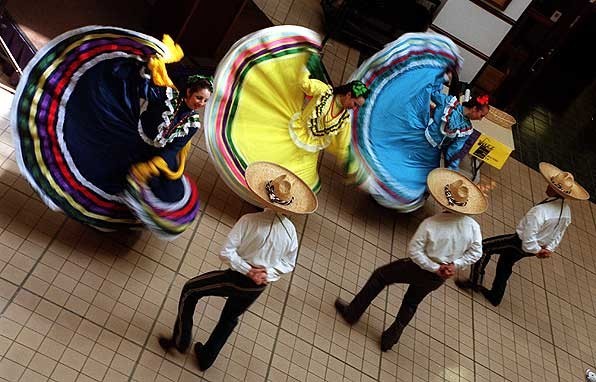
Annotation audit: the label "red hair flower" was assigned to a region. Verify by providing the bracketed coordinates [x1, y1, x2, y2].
[476, 95, 489, 105]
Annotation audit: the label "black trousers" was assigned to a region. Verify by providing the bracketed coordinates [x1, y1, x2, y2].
[344, 258, 444, 335]
[171, 269, 265, 360]
[469, 233, 534, 304]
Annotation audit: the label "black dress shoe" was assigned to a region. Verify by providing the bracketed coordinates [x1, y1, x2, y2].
[159, 336, 187, 354]
[158, 337, 175, 352]
[478, 286, 500, 307]
[194, 342, 215, 371]
[380, 322, 404, 352]
[380, 334, 396, 352]
[454, 279, 475, 290]
[334, 298, 356, 325]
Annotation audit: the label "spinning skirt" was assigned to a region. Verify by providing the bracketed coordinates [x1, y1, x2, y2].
[204, 25, 322, 205]
[348, 32, 463, 212]
[11, 26, 199, 238]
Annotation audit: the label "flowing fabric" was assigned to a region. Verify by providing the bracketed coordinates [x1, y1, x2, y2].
[11, 26, 200, 239]
[348, 32, 465, 212]
[205, 26, 352, 205]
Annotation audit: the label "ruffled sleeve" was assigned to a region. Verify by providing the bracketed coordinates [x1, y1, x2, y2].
[299, 70, 332, 97]
[138, 86, 181, 147]
[289, 71, 338, 152]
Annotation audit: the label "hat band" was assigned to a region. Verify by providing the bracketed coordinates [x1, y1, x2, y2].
[551, 179, 572, 194]
[265, 180, 294, 206]
[444, 185, 467, 207]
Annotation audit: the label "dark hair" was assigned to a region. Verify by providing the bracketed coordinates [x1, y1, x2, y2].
[165, 62, 213, 93]
[462, 93, 490, 109]
[186, 77, 213, 94]
[333, 80, 370, 99]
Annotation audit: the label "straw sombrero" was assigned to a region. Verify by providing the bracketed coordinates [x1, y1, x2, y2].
[245, 162, 318, 214]
[427, 168, 488, 215]
[539, 162, 589, 200]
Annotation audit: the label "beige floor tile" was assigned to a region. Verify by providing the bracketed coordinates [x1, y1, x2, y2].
[0, 2, 595, 381]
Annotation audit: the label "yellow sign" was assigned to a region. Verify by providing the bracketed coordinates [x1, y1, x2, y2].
[469, 133, 513, 169]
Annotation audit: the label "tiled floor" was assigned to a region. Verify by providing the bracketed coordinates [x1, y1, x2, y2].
[1, 1, 596, 382]
[511, 76, 596, 204]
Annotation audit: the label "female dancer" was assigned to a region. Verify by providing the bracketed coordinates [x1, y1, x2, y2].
[348, 32, 490, 212]
[204, 26, 368, 204]
[11, 26, 211, 239]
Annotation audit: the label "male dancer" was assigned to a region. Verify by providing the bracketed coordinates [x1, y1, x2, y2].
[159, 162, 317, 369]
[335, 169, 487, 351]
[457, 162, 589, 306]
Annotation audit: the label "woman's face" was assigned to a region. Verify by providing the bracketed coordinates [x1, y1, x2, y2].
[341, 93, 366, 110]
[469, 105, 489, 121]
[185, 87, 211, 110]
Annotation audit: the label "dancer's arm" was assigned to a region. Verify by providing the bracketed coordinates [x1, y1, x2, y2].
[545, 213, 571, 252]
[299, 70, 332, 97]
[430, 88, 451, 108]
[219, 216, 253, 274]
[266, 241, 298, 281]
[516, 210, 542, 254]
[408, 220, 440, 273]
[453, 223, 483, 269]
[443, 135, 469, 170]
[266, 217, 298, 281]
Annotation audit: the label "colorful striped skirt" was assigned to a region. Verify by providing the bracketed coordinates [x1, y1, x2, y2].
[347, 32, 463, 212]
[204, 26, 322, 205]
[11, 26, 200, 239]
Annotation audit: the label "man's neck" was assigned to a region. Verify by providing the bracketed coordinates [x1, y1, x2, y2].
[263, 208, 289, 218]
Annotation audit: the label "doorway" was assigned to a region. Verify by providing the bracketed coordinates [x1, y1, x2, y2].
[482, 0, 593, 111]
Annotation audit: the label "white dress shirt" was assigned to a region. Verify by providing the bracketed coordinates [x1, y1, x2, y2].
[219, 209, 298, 282]
[408, 212, 483, 273]
[516, 198, 571, 254]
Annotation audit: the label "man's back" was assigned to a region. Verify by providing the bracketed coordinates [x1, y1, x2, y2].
[516, 199, 571, 253]
[409, 212, 482, 271]
[234, 210, 297, 257]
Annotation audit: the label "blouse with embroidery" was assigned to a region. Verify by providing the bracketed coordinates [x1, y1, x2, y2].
[425, 90, 474, 170]
[138, 86, 202, 148]
[288, 71, 352, 165]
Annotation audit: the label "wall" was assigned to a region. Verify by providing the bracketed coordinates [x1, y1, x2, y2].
[432, 0, 532, 82]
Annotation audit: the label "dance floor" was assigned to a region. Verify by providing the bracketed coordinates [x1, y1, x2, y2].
[0, 1, 595, 381]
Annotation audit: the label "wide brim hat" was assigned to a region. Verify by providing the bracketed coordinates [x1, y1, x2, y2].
[539, 162, 589, 200]
[245, 162, 318, 214]
[427, 168, 488, 215]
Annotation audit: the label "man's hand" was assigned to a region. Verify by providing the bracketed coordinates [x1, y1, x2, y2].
[247, 267, 268, 285]
[536, 248, 552, 259]
[436, 263, 456, 279]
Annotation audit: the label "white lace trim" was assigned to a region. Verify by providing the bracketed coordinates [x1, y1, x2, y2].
[288, 112, 330, 152]
[425, 118, 439, 147]
[166, 118, 200, 142]
[137, 98, 155, 146]
[439, 96, 473, 139]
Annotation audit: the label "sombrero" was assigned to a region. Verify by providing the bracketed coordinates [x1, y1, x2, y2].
[427, 168, 488, 215]
[539, 162, 589, 200]
[245, 162, 318, 214]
